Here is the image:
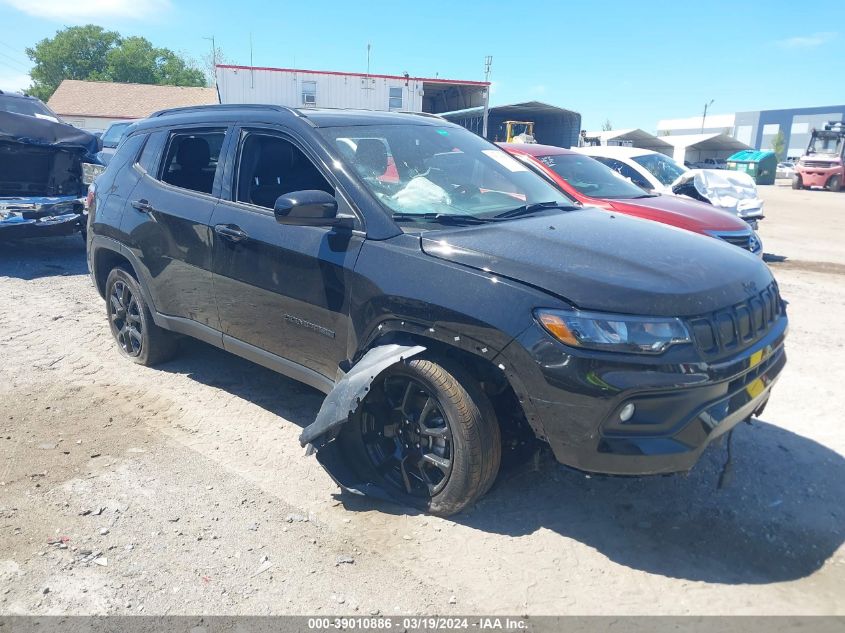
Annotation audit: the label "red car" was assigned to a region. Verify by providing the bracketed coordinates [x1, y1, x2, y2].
[501, 143, 763, 256]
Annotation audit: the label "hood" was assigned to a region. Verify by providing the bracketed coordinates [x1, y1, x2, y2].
[605, 193, 748, 233]
[671, 169, 763, 218]
[0, 111, 100, 159]
[420, 208, 773, 317]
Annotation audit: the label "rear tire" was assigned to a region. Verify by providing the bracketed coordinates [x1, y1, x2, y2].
[105, 267, 178, 366]
[342, 358, 501, 516]
[828, 175, 842, 192]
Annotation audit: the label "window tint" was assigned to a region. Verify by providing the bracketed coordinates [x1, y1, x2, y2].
[593, 157, 652, 190]
[615, 163, 652, 190]
[159, 129, 226, 195]
[101, 122, 131, 148]
[631, 153, 686, 186]
[0, 95, 57, 119]
[235, 133, 333, 209]
[539, 154, 650, 199]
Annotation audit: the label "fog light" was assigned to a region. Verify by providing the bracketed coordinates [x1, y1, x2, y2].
[619, 403, 635, 422]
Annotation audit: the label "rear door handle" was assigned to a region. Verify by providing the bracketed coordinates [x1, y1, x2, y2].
[214, 224, 248, 243]
[131, 199, 154, 213]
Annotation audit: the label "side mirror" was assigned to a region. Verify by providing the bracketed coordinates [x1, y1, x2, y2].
[273, 190, 350, 228]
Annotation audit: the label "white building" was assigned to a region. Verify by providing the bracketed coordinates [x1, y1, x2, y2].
[657, 105, 845, 158]
[656, 113, 736, 137]
[215, 64, 489, 115]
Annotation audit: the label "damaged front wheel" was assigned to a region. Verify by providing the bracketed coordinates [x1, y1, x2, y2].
[344, 359, 501, 516]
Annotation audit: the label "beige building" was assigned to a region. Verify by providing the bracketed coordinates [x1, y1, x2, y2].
[47, 79, 218, 132]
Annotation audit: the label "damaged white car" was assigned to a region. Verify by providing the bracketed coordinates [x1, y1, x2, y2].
[574, 146, 764, 229]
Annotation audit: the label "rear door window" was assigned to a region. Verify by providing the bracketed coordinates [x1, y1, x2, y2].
[158, 129, 226, 195]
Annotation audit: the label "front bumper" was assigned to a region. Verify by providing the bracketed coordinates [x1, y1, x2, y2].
[0, 196, 85, 240]
[797, 167, 841, 188]
[499, 313, 787, 476]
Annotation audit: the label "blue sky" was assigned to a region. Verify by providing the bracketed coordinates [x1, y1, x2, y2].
[0, 0, 839, 131]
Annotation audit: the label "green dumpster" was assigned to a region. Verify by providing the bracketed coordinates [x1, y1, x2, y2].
[725, 150, 777, 185]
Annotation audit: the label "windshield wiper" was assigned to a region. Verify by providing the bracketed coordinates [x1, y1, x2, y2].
[494, 201, 576, 219]
[391, 212, 493, 225]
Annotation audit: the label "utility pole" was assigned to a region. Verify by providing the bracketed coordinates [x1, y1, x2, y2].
[482, 55, 492, 138]
[249, 32, 254, 89]
[701, 99, 714, 133]
[203, 36, 217, 86]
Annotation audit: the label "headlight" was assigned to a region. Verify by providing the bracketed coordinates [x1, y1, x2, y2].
[82, 162, 106, 185]
[535, 309, 691, 354]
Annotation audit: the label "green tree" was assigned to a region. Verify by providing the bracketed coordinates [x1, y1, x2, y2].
[771, 129, 786, 160]
[26, 25, 206, 101]
[26, 25, 120, 100]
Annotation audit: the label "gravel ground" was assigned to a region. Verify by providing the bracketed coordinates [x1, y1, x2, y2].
[1, 187, 843, 615]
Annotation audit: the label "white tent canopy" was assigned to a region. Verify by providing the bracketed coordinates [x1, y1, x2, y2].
[584, 128, 673, 156]
[658, 133, 750, 165]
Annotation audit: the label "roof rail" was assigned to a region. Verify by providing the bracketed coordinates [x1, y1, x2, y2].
[400, 111, 446, 120]
[150, 103, 300, 118]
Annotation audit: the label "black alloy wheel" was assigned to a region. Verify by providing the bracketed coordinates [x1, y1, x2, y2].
[359, 374, 454, 498]
[109, 279, 143, 357]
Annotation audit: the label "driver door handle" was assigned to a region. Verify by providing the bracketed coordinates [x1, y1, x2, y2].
[214, 224, 249, 243]
[131, 199, 155, 213]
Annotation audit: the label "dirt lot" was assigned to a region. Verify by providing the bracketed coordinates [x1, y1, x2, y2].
[1, 186, 844, 616]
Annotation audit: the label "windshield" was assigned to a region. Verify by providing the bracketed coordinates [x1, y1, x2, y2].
[317, 123, 573, 223]
[101, 122, 131, 148]
[0, 95, 58, 119]
[537, 153, 651, 199]
[631, 153, 687, 186]
[808, 133, 843, 156]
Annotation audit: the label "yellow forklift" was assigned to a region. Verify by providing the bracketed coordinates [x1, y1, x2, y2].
[504, 120, 536, 143]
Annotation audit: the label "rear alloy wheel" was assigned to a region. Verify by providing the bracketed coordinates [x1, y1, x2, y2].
[828, 175, 842, 192]
[105, 267, 178, 366]
[346, 359, 501, 516]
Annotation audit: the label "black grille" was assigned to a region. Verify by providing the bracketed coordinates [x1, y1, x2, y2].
[688, 282, 784, 359]
[718, 233, 752, 250]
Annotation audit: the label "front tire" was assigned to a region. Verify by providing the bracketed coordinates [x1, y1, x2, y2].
[828, 175, 842, 192]
[105, 267, 178, 366]
[343, 359, 501, 516]
[792, 175, 803, 190]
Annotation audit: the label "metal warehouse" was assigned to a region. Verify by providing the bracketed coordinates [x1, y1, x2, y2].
[215, 64, 489, 115]
[441, 101, 582, 148]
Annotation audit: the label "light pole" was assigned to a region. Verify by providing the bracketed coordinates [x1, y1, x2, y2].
[701, 99, 714, 133]
[482, 55, 492, 138]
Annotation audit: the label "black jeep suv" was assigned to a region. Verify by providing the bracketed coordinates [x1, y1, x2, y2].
[87, 105, 787, 516]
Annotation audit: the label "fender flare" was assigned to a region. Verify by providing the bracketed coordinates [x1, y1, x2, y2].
[299, 343, 426, 448]
[299, 343, 427, 503]
[89, 235, 162, 325]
